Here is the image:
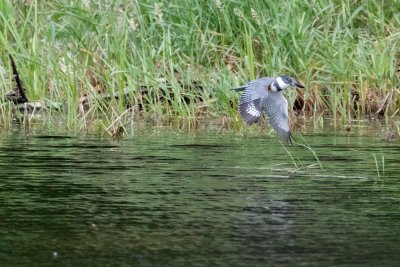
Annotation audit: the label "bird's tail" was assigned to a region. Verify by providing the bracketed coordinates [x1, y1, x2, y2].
[231, 86, 247, 92]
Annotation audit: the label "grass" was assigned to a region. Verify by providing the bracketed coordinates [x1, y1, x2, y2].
[0, 0, 399, 133]
[372, 153, 385, 181]
[281, 132, 324, 173]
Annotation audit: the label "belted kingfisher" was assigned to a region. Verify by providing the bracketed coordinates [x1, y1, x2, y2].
[232, 75, 304, 144]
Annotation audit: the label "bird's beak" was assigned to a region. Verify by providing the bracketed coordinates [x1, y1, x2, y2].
[294, 81, 305, 88]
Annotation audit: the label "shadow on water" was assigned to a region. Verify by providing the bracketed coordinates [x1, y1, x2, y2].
[0, 128, 400, 266]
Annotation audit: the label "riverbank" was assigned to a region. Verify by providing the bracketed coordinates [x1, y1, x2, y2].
[1, 1, 399, 134]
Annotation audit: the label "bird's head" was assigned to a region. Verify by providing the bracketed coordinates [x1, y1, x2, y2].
[269, 75, 305, 92]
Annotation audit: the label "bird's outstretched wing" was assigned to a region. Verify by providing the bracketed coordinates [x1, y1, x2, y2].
[238, 90, 263, 124]
[261, 92, 292, 144]
[233, 78, 272, 125]
[239, 86, 268, 124]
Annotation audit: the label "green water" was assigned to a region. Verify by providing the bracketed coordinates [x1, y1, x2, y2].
[1, 126, 400, 266]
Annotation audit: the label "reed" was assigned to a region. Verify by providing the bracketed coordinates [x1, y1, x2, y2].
[372, 153, 385, 181]
[0, 0, 399, 132]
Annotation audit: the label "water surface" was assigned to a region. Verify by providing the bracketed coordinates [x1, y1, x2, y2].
[1, 126, 400, 266]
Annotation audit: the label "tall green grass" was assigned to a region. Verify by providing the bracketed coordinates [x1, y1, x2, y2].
[0, 0, 399, 132]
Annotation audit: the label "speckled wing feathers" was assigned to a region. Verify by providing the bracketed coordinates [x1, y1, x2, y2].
[261, 94, 292, 143]
[238, 97, 263, 124]
[234, 78, 272, 125]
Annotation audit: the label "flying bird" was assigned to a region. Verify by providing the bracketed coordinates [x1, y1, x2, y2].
[232, 75, 304, 144]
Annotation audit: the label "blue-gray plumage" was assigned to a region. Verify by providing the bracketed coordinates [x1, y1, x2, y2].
[232, 75, 304, 144]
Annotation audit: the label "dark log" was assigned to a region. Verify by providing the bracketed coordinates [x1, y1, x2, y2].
[5, 55, 29, 104]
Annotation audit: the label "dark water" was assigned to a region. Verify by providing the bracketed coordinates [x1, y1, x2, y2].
[1, 127, 400, 266]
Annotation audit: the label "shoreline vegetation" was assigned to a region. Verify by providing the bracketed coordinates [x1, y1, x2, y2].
[0, 1, 399, 136]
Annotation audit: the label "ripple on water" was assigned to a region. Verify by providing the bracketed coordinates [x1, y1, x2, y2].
[0, 131, 399, 266]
